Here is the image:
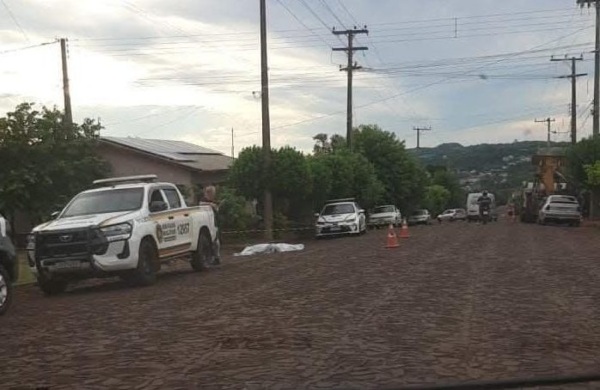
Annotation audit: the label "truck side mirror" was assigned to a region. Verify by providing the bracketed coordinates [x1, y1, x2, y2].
[149, 201, 168, 213]
[314, 213, 320, 218]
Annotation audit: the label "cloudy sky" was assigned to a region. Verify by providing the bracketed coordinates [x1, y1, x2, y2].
[0, 0, 596, 155]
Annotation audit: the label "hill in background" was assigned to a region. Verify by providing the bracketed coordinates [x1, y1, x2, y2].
[410, 141, 569, 203]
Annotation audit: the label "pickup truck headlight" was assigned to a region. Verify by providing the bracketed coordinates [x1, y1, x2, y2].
[100, 222, 132, 242]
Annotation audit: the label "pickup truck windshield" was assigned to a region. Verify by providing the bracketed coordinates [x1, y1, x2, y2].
[61, 188, 144, 217]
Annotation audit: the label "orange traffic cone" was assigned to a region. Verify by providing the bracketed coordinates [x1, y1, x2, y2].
[399, 218, 410, 238]
[385, 224, 399, 248]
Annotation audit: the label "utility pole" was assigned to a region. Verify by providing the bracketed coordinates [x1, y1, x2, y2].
[333, 26, 368, 151]
[552, 55, 587, 144]
[60, 38, 72, 127]
[231, 127, 235, 159]
[413, 126, 431, 149]
[259, 0, 273, 240]
[535, 118, 556, 147]
[577, 0, 600, 137]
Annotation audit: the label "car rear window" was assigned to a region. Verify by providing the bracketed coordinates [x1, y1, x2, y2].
[374, 206, 394, 213]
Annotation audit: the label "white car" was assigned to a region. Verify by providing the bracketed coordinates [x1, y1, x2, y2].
[26, 175, 218, 295]
[368, 205, 401, 228]
[437, 208, 467, 223]
[407, 209, 432, 225]
[538, 195, 582, 226]
[315, 199, 367, 237]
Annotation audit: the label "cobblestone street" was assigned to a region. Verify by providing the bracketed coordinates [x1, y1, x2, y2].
[2, 220, 600, 389]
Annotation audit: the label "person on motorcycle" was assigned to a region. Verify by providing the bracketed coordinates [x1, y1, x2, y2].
[477, 190, 492, 222]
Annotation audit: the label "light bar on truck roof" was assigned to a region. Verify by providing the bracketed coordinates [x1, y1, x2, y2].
[93, 174, 158, 186]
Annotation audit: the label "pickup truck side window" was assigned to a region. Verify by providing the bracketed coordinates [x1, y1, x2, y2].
[149, 189, 165, 207]
[163, 188, 182, 209]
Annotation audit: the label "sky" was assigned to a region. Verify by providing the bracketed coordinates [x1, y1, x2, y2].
[0, 0, 596, 155]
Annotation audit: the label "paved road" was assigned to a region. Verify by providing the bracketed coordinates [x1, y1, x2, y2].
[2, 220, 600, 389]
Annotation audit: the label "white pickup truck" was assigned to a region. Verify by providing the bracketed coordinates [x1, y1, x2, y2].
[26, 175, 218, 295]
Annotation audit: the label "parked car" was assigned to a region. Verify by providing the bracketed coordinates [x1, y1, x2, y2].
[368, 205, 401, 228]
[315, 198, 367, 238]
[407, 209, 432, 225]
[538, 195, 582, 226]
[0, 214, 17, 315]
[437, 208, 467, 223]
[26, 175, 219, 295]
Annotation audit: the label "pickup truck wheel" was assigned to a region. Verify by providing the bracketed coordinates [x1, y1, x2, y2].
[191, 231, 213, 272]
[37, 274, 67, 296]
[132, 239, 158, 286]
[0, 264, 13, 315]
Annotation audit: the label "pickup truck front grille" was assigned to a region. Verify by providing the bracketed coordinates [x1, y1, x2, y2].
[36, 229, 98, 260]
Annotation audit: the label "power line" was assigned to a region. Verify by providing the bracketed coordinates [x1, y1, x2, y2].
[1, 0, 28, 42]
[275, 0, 333, 48]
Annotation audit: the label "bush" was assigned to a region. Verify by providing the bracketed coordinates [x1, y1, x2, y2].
[216, 187, 252, 232]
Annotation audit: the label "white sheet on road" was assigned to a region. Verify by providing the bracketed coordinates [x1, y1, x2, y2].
[234, 243, 305, 256]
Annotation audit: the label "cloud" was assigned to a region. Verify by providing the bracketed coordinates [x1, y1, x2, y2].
[0, 0, 595, 155]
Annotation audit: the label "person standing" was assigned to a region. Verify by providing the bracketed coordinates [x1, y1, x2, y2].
[200, 185, 221, 265]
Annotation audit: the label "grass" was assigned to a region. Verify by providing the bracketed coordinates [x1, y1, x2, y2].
[15, 250, 35, 286]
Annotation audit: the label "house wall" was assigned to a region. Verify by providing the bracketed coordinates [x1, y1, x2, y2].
[98, 143, 195, 187]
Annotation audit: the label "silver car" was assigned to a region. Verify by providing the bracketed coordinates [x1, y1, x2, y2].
[368, 205, 401, 228]
[408, 209, 432, 225]
[538, 195, 582, 226]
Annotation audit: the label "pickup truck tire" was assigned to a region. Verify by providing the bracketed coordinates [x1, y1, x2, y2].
[0, 263, 13, 315]
[131, 239, 158, 286]
[37, 274, 68, 296]
[191, 231, 213, 272]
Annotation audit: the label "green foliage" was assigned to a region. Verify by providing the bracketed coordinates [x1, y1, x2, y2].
[567, 137, 600, 190]
[228, 146, 312, 221]
[0, 103, 109, 224]
[308, 150, 384, 210]
[584, 161, 600, 188]
[423, 185, 451, 216]
[216, 186, 252, 232]
[227, 145, 265, 201]
[428, 167, 464, 208]
[353, 124, 427, 211]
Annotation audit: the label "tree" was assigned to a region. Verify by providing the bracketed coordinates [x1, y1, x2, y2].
[352, 124, 427, 211]
[423, 185, 451, 216]
[428, 167, 464, 208]
[585, 161, 600, 188]
[308, 150, 384, 210]
[0, 103, 109, 226]
[228, 146, 312, 221]
[567, 137, 600, 217]
[216, 186, 253, 232]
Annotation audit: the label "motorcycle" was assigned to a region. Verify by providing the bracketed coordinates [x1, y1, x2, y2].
[480, 208, 490, 224]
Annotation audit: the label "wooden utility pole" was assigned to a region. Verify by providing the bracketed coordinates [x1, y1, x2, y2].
[333, 27, 368, 151]
[577, 0, 600, 137]
[259, 0, 273, 240]
[413, 126, 431, 149]
[60, 38, 72, 127]
[535, 118, 556, 147]
[552, 55, 586, 144]
[231, 127, 235, 159]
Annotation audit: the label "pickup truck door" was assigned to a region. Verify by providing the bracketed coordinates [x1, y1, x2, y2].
[161, 186, 193, 254]
[148, 187, 178, 257]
